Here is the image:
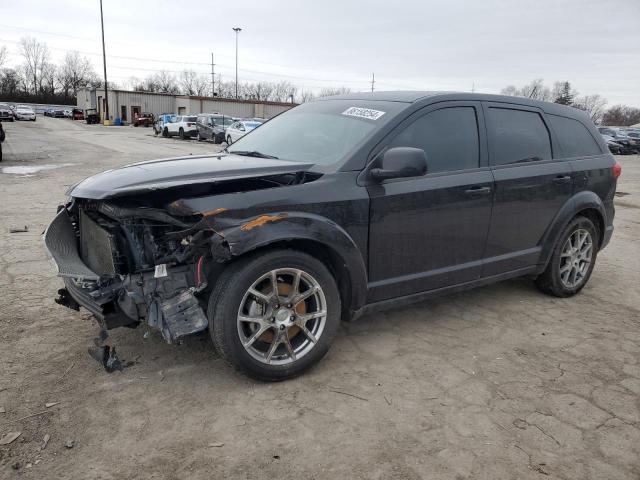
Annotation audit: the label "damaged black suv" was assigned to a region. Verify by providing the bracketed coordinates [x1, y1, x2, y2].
[45, 92, 619, 380]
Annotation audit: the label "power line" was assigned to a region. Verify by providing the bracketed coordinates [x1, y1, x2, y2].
[0, 37, 374, 87]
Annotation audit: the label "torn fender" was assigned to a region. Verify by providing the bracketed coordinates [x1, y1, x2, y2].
[216, 211, 368, 312]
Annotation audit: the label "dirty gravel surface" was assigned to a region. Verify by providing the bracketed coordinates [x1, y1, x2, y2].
[0, 117, 639, 479]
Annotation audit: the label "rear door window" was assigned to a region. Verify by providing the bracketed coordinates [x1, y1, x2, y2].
[487, 107, 552, 165]
[388, 106, 480, 173]
[548, 115, 602, 157]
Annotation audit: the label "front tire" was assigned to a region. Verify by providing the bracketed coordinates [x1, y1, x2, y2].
[208, 249, 341, 381]
[226, 135, 232, 145]
[536, 216, 598, 297]
[162, 127, 169, 137]
[179, 128, 185, 140]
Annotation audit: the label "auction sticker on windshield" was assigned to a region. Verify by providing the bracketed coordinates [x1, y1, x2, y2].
[342, 107, 386, 120]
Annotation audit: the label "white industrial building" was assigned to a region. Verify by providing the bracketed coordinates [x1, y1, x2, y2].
[76, 88, 296, 124]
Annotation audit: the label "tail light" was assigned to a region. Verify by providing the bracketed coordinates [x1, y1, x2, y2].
[187, 122, 195, 127]
[613, 162, 622, 179]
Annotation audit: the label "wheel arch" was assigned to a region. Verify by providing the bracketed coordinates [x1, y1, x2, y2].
[210, 213, 368, 319]
[539, 191, 607, 271]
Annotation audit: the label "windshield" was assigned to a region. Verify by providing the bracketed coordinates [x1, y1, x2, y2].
[228, 100, 405, 166]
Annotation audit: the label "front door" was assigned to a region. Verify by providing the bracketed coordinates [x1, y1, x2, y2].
[366, 102, 494, 302]
[481, 103, 573, 276]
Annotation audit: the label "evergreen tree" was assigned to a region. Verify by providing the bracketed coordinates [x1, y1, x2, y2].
[554, 82, 575, 105]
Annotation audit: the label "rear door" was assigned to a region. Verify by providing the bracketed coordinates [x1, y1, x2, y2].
[366, 101, 494, 302]
[482, 103, 573, 276]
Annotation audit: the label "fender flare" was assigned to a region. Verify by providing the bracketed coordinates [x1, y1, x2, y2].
[539, 191, 607, 270]
[214, 212, 368, 313]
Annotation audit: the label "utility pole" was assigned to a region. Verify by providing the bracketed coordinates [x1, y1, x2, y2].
[99, 0, 109, 125]
[371, 73, 375, 92]
[211, 53, 215, 97]
[233, 27, 242, 99]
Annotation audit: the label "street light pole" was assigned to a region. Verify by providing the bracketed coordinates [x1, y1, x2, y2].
[99, 0, 109, 125]
[233, 27, 242, 99]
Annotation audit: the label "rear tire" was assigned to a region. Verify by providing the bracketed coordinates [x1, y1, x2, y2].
[208, 249, 341, 381]
[226, 135, 232, 145]
[179, 128, 185, 140]
[536, 216, 598, 297]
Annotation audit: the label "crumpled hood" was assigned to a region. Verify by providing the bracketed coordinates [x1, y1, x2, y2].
[68, 153, 315, 199]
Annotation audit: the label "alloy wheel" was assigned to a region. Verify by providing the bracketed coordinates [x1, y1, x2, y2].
[237, 268, 327, 366]
[559, 228, 593, 288]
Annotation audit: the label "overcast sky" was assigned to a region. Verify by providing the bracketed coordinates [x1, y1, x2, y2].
[1, 0, 639, 105]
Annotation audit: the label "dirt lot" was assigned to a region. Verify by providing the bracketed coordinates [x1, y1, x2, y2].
[0, 116, 639, 479]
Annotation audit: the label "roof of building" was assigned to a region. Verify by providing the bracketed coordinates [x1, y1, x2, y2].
[84, 88, 296, 107]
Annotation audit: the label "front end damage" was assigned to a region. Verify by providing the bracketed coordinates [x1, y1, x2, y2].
[45, 200, 214, 343]
[44, 166, 318, 348]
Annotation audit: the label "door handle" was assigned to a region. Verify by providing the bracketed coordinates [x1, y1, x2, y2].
[464, 186, 492, 195]
[553, 175, 572, 184]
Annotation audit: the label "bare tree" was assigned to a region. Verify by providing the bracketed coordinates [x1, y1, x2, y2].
[501, 79, 552, 101]
[18, 37, 50, 95]
[180, 70, 209, 96]
[244, 81, 275, 101]
[297, 89, 316, 103]
[41, 62, 57, 98]
[154, 70, 179, 94]
[0, 45, 8, 69]
[574, 94, 607, 124]
[57, 51, 95, 100]
[272, 81, 297, 102]
[602, 105, 640, 126]
[319, 87, 351, 97]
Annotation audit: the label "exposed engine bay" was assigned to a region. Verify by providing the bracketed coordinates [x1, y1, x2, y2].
[45, 168, 321, 345]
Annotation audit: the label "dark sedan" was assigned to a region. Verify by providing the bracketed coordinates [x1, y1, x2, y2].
[0, 104, 14, 122]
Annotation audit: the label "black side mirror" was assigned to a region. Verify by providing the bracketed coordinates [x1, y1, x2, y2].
[370, 147, 427, 181]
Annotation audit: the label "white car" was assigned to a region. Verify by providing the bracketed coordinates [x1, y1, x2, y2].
[15, 105, 36, 121]
[163, 115, 198, 139]
[225, 120, 263, 144]
[64, 109, 73, 118]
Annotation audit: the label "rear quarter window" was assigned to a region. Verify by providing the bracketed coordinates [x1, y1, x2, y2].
[549, 115, 602, 158]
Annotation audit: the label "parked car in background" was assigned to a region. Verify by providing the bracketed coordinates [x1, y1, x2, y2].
[164, 115, 198, 139]
[599, 127, 638, 153]
[225, 119, 262, 144]
[133, 112, 155, 127]
[15, 105, 36, 121]
[0, 104, 13, 122]
[196, 113, 236, 143]
[154, 113, 175, 136]
[52, 108, 65, 118]
[72, 108, 84, 120]
[85, 108, 100, 124]
[601, 135, 629, 155]
[44, 92, 619, 381]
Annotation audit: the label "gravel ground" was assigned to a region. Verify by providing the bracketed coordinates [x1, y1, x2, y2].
[0, 116, 638, 479]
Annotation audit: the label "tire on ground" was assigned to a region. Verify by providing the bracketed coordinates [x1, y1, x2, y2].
[207, 249, 341, 381]
[535, 215, 599, 297]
